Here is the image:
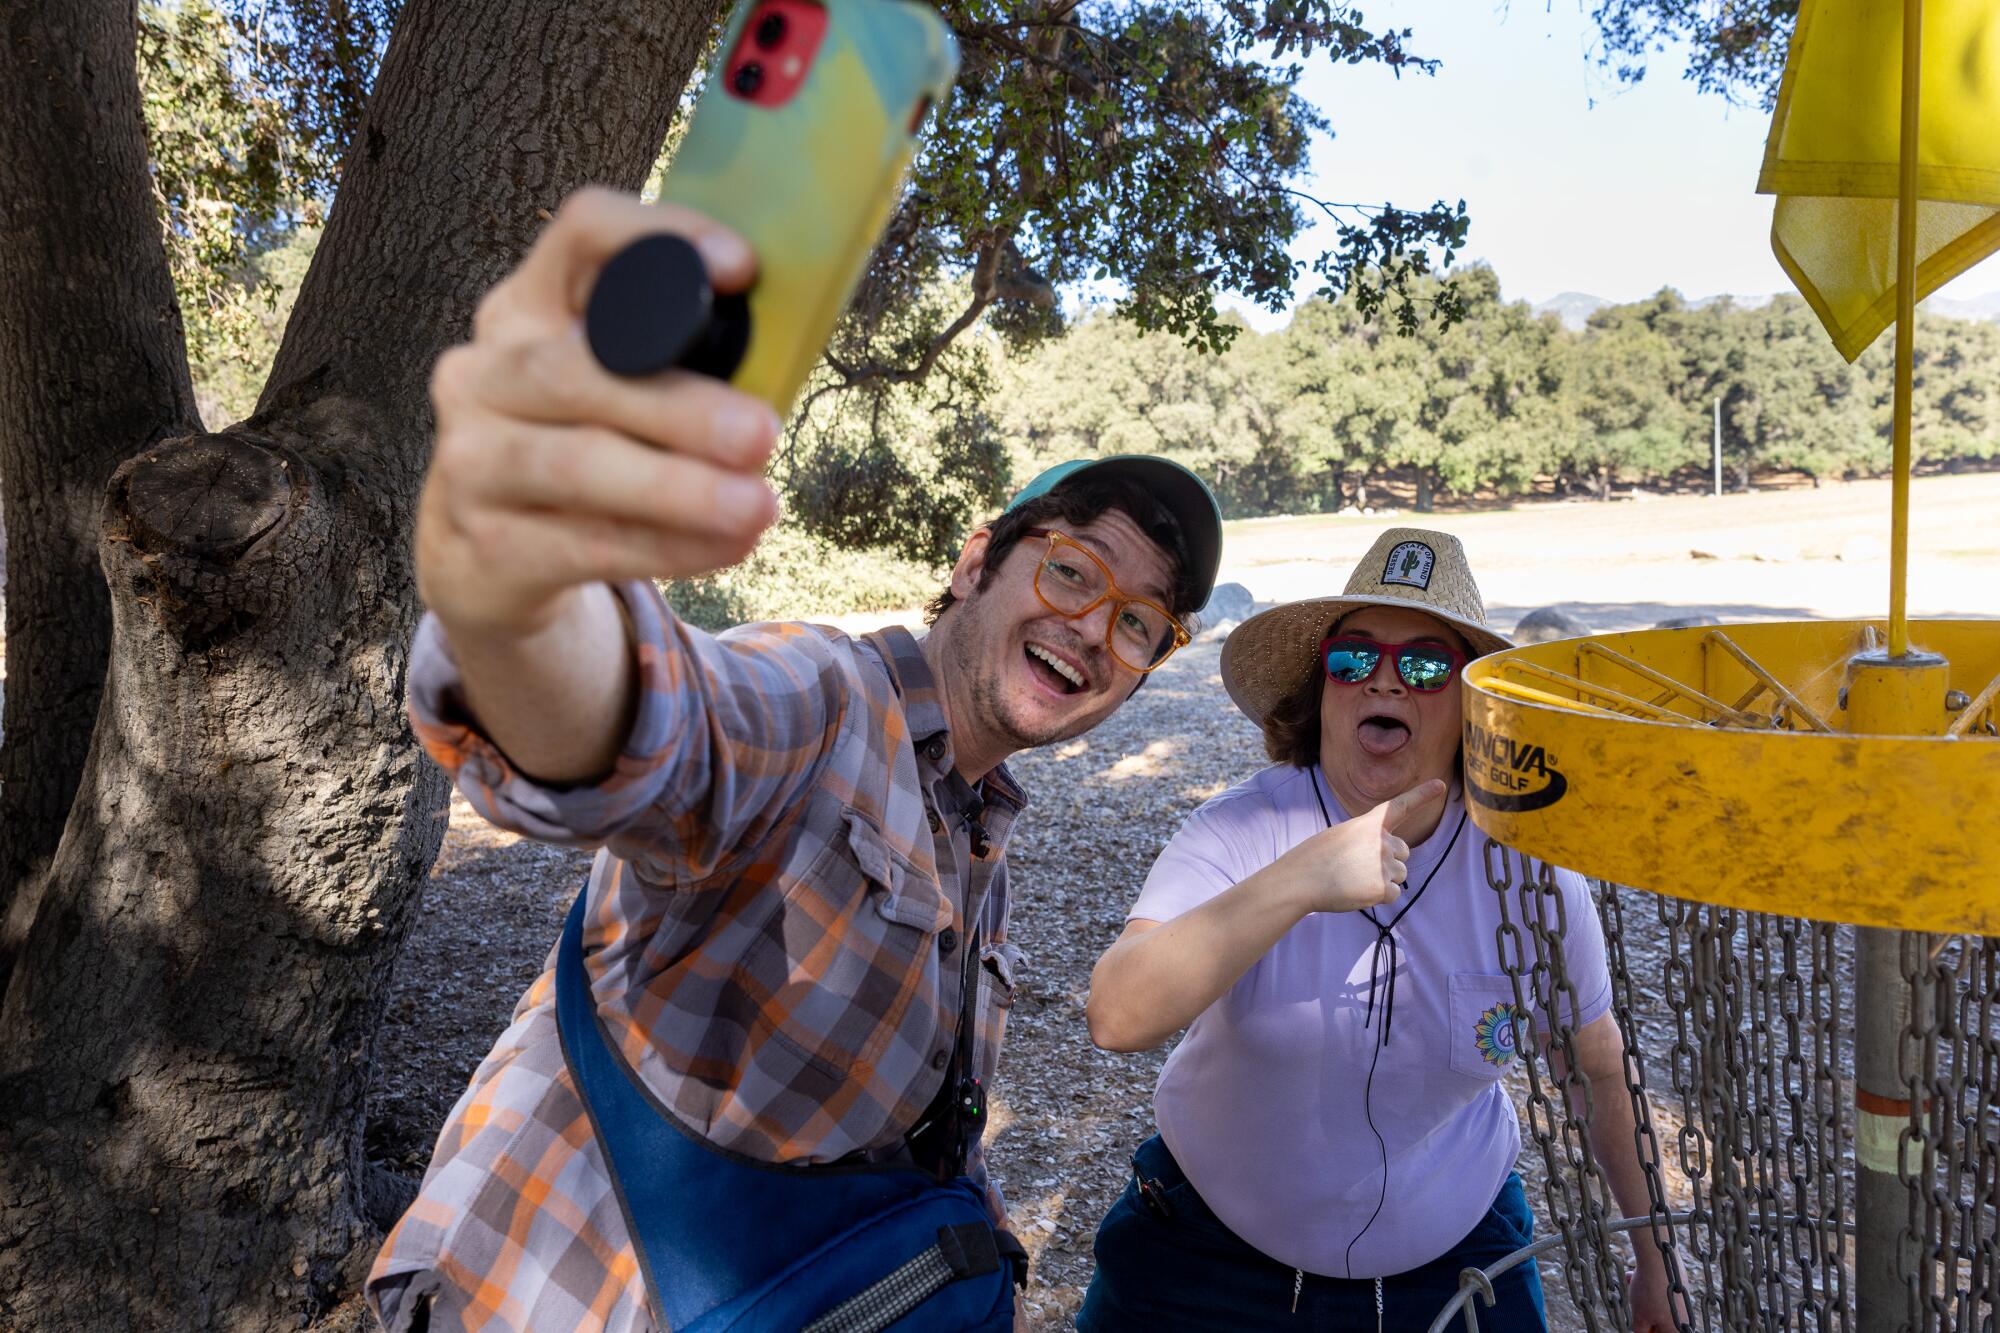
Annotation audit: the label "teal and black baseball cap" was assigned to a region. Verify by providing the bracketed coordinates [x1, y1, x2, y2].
[1004, 455, 1224, 614]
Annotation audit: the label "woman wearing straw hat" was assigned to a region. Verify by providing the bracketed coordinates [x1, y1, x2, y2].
[1076, 529, 1678, 1332]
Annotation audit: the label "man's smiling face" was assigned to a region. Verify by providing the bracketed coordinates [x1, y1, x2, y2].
[944, 507, 1178, 763]
[1316, 605, 1467, 814]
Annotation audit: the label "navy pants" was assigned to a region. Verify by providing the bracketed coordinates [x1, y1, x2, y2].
[1077, 1136, 1546, 1332]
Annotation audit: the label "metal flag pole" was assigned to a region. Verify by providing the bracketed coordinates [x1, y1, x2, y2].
[1853, 3, 1934, 1329]
[1887, 0, 1923, 660]
[1712, 396, 1722, 498]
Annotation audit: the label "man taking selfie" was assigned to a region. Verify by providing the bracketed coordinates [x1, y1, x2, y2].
[365, 191, 1223, 1332]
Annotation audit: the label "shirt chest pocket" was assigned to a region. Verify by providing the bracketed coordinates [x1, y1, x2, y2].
[1447, 973, 1531, 1081]
[738, 811, 953, 1083]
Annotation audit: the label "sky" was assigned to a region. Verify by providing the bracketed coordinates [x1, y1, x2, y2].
[1220, 0, 1999, 326]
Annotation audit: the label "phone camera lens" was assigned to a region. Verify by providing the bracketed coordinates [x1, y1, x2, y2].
[754, 12, 788, 50]
[731, 62, 765, 96]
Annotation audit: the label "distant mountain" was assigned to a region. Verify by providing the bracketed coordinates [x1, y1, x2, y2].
[1923, 290, 2000, 322]
[1528, 287, 2000, 330]
[1686, 292, 1775, 313]
[1530, 292, 1610, 330]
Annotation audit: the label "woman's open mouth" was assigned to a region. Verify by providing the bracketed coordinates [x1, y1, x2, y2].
[1356, 715, 1411, 756]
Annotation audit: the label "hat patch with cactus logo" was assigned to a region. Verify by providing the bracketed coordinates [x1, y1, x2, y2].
[1382, 540, 1436, 590]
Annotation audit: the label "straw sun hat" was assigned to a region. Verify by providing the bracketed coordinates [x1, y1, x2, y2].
[1219, 528, 1514, 731]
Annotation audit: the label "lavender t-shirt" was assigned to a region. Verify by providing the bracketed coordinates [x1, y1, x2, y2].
[1130, 763, 1611, 1279]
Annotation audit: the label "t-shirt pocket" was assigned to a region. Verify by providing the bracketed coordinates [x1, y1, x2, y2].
[1447, 973, 1532, 1081]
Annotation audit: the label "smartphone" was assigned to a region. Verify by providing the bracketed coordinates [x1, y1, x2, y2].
[588, 0, 959, 414]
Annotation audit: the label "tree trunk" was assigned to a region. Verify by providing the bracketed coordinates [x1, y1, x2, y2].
[0, 0, 724, 1326]
[1414, 466, 1435, 513]
[0, 0, 200, 972]
[1597, 468, 1613, 502]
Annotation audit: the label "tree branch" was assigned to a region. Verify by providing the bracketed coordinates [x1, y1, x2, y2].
[265, 0, 730, 437]
[820, 242, 1004, 396]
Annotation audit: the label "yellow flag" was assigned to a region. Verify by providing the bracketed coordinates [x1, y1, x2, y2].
[1756, 0, 2000, 362]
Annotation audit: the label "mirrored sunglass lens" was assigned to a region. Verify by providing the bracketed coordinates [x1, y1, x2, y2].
[1397, 648, 1456, 690]
[1325, 644, 1379, 682]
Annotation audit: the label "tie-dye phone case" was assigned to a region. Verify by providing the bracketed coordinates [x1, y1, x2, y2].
[657, 0, 959, 414]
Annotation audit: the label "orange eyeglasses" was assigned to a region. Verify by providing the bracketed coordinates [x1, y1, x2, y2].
[1024, 529, 1190, 672]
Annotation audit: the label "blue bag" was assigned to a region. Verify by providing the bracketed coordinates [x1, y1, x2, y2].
[554, 886, 1018, 1332]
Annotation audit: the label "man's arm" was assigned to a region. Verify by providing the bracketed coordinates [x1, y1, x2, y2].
[413, 188, 779, 786]
[446, 581, 636, 785]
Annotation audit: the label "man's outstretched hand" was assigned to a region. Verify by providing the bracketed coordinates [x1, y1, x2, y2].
[411, 189, 780, 784]
[416, 187, 780, 644]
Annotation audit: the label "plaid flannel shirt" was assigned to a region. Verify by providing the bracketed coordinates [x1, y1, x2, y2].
[367, 581, 1027, 1332]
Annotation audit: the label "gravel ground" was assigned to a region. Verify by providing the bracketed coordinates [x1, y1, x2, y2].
[364, 817, 592, 1182]
[366, 639, 1627, 1332]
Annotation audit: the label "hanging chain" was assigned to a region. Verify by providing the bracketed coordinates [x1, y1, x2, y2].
[1487, 842, 1631, 1328]
[1489, 840, 1598, 1327]
[1894, 932, 2000, 1333]
[1475, 839, 2000, 1333]
[1595, 878, 1696, 1326]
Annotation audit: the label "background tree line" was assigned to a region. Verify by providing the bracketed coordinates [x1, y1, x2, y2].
[994, 270, 2000, 519]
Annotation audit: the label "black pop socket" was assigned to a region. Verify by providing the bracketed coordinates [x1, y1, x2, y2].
[584, 233, 751, 380]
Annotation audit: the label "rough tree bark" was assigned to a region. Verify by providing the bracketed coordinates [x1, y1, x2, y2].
[0, 0, 724, 1326]
[0, 0, 201, 969]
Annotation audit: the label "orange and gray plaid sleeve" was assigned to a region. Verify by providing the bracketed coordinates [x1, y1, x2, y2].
[407, 580, 845, 879]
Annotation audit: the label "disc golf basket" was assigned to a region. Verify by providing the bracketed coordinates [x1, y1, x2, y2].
[1419, 2, 2000, 1327]
[1427, 622, 2000, 1333]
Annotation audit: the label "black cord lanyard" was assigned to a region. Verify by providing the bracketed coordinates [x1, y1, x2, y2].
[1309, 767, 1466, 1047]
[1312, 766, 1468, 1281]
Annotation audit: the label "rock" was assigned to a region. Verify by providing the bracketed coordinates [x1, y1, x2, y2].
[1198, 581, 1255, 624]
[1196, 618, 1240, 644]
[1750, 541, 1800, 563]
[1513, 607, 1592, 644]
[1839, 534, 1885, 562]
[1337, 505, 1362, 517]
[1689, 548, 1722, 560]
[1653, 614, 1721, 630]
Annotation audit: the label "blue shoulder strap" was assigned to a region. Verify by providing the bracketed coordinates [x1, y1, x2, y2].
[554, 884, 933, 1331]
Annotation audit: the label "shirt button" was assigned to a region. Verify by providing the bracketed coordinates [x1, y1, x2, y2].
[932, 1050, 949, 1070]
[927, 810, 942, 833]
[938, 927, 958, 955]
[925, 739, 945, 762]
